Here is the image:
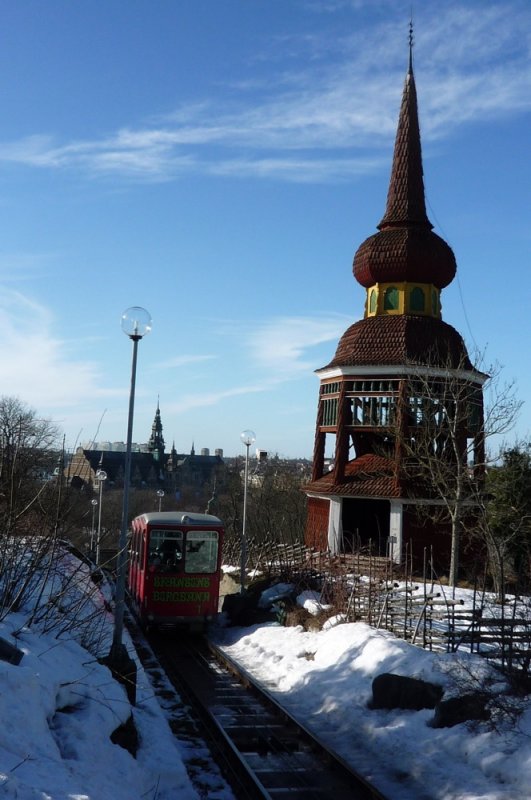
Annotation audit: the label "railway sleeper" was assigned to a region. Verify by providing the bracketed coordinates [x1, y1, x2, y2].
[255, 766, 360, 793]
[226, 727, 301, 756]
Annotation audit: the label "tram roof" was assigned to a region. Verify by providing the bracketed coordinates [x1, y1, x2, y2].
[134, 511, 223, 527]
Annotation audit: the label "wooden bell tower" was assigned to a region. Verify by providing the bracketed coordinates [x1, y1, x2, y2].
[304, 39, 486, 571]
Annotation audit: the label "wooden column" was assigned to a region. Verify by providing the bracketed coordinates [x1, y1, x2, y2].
[332, 381, 349, 485]
[311, 390, 326, 482]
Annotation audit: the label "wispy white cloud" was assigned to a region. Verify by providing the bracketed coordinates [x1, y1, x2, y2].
[155, 314, 352, 417]
[0, 288, 116, 412]
[0, 3, 527, 183]
[0, 292, 352, 438]
[208, 156, 385, 182]
[247, 314, 353, 375]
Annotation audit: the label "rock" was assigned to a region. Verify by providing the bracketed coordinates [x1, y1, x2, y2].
[370, 672, 444, 710]
[221, 591, 255, 624]
[111, 714, 139, 755]
[431, 693, 490, 728]
[0, 636, 23, 665]
[221, 591, 276, 626]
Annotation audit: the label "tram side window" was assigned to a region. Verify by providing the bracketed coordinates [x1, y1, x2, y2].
[148, 530, 184, 570]
[139, 532, 145, 569]
[185, 530, 219, 574]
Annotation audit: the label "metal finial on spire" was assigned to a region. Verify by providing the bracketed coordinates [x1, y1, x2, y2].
[408, 15, 414, 73]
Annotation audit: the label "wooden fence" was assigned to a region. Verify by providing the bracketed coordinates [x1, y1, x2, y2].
[232, 538, 531, 677]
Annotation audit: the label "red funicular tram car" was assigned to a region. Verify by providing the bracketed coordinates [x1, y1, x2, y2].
[128, 511, 224, 630]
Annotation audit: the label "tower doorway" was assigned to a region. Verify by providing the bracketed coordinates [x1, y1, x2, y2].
[342, 499, 390, 556]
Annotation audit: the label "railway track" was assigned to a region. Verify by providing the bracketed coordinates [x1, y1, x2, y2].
[148, 628, 387, 800]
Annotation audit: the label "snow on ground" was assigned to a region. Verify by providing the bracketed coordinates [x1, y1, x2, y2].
[2, 549, 531, 800]
[0, 611, 196, 800]
[0, 548, 233, 800]
[212, 585, 531, 800]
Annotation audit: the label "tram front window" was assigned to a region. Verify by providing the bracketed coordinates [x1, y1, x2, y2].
[148, 530, 183, 570]
[185, 530, 219, 573]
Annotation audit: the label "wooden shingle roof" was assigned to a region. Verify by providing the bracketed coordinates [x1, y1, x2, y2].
[304, 454, 401, 498]
[323, 315, 473, 371]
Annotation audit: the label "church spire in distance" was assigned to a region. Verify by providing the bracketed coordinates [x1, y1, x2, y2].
[148, 398, 165, 463]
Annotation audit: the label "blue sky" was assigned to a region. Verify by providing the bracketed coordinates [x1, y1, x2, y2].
[0, 0, 529, 458]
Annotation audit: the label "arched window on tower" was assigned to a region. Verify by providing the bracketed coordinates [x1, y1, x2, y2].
[369, 289, 377, 314]
[410, 287, 425, 312]
[383, 286, 399, 311]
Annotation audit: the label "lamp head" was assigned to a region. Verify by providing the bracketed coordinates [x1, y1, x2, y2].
[121, 307, 152, 340]
[240, 430, 256, 448]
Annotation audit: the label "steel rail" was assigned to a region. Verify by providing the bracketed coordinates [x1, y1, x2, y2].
[207, 638, 388, 800]
[152, 632, 271, 799]
[150, 629, 388, 800]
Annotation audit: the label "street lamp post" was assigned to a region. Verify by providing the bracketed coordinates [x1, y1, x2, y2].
[156, 488, 164, 511]
[95, 469, 107, 565]
[239, 429, 256, 593]
[106, 306, 151, 703]
[90, 498, 98, 558]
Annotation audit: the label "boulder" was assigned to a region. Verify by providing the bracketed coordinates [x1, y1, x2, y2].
[111, 714, 139, 755]
[0, 636, 23, 665]
[221, 591, 276, 626]
[370, 672, 444, 710]
[221, 591, 256, 624]
[431, 693, 490, 728]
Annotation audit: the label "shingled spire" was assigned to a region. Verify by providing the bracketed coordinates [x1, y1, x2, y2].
[353, 35, 456, 300]
[378, 32, 431, 231]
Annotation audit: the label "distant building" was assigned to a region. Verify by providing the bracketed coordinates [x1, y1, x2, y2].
[66, 401, 224, 494]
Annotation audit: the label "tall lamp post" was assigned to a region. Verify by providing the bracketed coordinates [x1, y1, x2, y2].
[90, 498, 98, 558]
[107, 306, 151, 702]
[156, 488, 164, 511]
[95, 469, 107, 565]
[240, 429, 255, 593]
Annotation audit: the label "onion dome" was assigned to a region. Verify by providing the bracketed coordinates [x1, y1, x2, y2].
[353, 55, 456, 291]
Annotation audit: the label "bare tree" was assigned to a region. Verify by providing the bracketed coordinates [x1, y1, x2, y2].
[396, 355, 521, 588]
[0, 398, 60, 615]
[216, 459, 309, 563]
[0, 395, 61, 528]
